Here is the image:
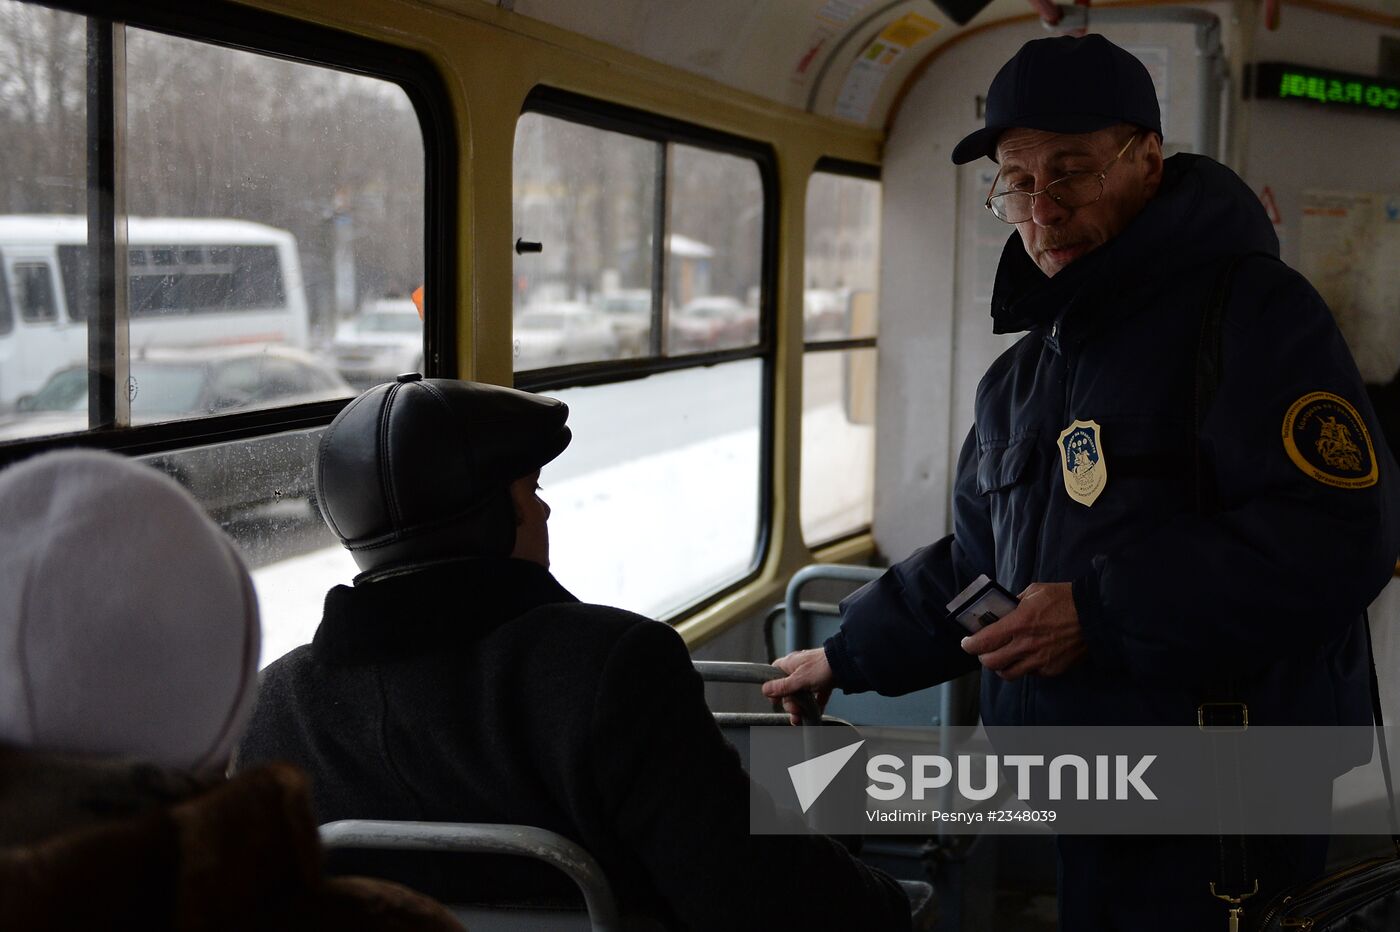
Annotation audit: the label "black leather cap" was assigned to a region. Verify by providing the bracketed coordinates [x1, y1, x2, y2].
[316, 377, 571, 577]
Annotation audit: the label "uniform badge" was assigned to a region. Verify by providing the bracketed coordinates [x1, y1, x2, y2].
[1282, 391, 1378, 489]
[1058, 419, 1107, 506]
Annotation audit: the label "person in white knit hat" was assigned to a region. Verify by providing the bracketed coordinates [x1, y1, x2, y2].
[0, 448, 260, 770]
[0, 449, 463, 932]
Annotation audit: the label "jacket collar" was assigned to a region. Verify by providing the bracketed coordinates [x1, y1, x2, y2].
[312, 557, 578, 666]
[988, 154, 1281, 343]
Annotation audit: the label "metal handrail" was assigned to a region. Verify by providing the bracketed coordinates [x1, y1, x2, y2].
[783, 564, 883, 655]
[780, 562, 968, 843]
[693, 660, 821, 725]
[319, 820, 622, 932]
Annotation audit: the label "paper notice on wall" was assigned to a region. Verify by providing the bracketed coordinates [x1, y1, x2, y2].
[792, 0, 876, 85]
[972, 167, 1009, 301]
[833, 12, 940, 123]
[1300, 190, 1400, 383]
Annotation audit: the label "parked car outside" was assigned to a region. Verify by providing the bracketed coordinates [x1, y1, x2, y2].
[670, 295, 758, 353]
[592, 289, 652, 357]
[330, 298, 424, 389]
[514, 302, 619, 369]
[0, 345, 354, 516]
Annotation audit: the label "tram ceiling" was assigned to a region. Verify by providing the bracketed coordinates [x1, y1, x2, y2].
[505, 0, 1011, 127]
[498, 0, 1400, 129]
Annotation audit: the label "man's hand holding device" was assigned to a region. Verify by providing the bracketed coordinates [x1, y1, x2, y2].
[953, 578, 1087, 680]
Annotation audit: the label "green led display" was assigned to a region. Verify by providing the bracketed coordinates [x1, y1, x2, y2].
[1252, 62, 1400, 116]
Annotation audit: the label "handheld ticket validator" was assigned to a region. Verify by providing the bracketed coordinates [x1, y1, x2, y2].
[946, 574, 1019, 634]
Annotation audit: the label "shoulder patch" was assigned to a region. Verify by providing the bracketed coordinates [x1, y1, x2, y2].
[1281, 392, 1378, 489]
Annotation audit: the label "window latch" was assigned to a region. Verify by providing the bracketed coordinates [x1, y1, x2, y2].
[514, 238, 543, 255]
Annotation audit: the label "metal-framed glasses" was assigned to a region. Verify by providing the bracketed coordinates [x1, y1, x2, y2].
[984, 134, 1139, 224]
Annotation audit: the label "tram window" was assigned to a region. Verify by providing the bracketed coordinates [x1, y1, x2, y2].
[513, 114, 656, 365]
[139, 358, 765, 663]
[801, 169, 880, 546]
[667, 145, 762, 355]
[137, 425, 353, 669]
[546, 359, 764, 618]
[513, 112, 766, 367]
[0, 2, 84, 413]
[513, 97, 774, 615]
[124, 28, 421, 419]
[1, 0, 442, 660]
[0, 6, 427, 433]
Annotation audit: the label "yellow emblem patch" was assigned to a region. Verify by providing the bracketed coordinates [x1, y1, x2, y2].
[1281, 391, 1378, 489]
[1058, 419, 1107, 507]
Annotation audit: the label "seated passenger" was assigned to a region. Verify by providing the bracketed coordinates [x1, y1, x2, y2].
[0, 449, 462, 932]
[237, 376, 911, 930]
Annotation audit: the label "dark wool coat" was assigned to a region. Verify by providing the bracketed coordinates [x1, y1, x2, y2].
[238, 558, 910, 931]
[827, 154, 1400, 735]
[0, 749, 463, 932]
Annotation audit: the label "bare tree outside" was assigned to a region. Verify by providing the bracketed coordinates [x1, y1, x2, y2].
[0, 3, 85, 214]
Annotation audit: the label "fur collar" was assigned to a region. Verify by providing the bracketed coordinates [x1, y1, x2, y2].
[0, 749, 320, 930]
[0, 749, 462, 931]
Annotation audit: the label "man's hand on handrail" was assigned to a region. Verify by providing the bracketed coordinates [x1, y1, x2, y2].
[762, 648, 835, 725]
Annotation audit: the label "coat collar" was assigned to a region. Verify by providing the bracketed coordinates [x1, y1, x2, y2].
[989, 154, 1280, 342]
[312, 557, 579, 666]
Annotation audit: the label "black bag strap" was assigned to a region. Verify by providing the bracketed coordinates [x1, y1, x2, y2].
[1194, 254, 1258, 908]
[1193, 252, 1259, 514]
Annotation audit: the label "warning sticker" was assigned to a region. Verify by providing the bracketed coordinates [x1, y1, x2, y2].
[833, 12, 940, 123]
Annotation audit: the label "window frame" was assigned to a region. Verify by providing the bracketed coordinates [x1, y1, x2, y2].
[0, 0, 457, 469]
[513, 87, 781, 617]
[514, 86, 780, 389]
[802, 157, 881, 549]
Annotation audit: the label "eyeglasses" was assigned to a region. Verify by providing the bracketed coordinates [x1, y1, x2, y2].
[984, 134, 1139, 224]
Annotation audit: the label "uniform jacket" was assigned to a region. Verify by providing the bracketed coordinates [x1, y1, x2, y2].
[0, 749, 462, 932]
[238, 557, 910, 931]
[827, 154, 1400, 731]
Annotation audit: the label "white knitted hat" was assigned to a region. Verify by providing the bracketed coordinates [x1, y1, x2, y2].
[0, 449, 259, 771]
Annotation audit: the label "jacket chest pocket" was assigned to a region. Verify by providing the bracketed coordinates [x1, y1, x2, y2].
[977, 431, 1039, 495]
[976, 431, 1042, 586]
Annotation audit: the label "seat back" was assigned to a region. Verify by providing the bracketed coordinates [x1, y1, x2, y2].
[319, 820, 628, 932]
[691, 661, 940, 929]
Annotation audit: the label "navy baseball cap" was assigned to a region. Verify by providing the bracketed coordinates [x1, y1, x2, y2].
[951, 34, 1161, 164]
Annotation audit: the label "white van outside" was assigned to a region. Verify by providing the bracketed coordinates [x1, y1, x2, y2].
[0, 215, 310, 410]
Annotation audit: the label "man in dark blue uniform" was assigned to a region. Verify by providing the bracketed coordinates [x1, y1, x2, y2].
[766, 34, 1400, 929]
